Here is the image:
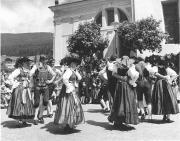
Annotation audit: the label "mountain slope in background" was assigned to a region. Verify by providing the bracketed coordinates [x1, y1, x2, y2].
[1, 32, 53, 56]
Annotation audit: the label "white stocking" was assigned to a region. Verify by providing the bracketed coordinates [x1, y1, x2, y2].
[100, 99, 107, 110]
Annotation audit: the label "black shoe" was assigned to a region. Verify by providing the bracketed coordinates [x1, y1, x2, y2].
[47, 114, 53, 118]
[113, 122, 120, 128]
[120, 124, 135, 131]
[141, 114, 146, 120]
[38, 118, 44, 124]
[162, 115, 167, 121]
[107, 116, 113, 123]
[64, 124, 73, 132]
[34, 120, 38, 125]
[166, 118, 173, 123]
[22, 122, 31, 127]
[145, 110, 148, 115]
[18, 120, 23, 124]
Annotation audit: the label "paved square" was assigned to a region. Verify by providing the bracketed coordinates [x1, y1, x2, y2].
[1, 104, 180, 141]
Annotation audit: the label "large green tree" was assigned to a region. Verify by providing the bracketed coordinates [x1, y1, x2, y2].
[117, 17, 168, 54]
[66, 21, 109, 72]
[67, 21, 109, 59]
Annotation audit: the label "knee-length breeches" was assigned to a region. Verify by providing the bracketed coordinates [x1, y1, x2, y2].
[34, 86, 49, 108]
[137, 79, 152, 104]
[98, 83, 109, 101]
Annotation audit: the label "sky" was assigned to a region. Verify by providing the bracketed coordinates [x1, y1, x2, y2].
[0, 0, 63, 33]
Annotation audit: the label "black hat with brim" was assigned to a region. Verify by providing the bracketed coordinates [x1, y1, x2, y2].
[14, 57, 32, 68]
[60, 54, 81, 66]
[39, 55, 48, 62]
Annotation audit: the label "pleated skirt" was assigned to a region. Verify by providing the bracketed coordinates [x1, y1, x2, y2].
[109, 81, 139, 125]
[54, 85, 85, 128]
[6, 85, 35, 120]
[152, 79, 179, 115]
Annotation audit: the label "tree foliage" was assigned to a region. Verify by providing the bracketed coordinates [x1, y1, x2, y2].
[67, 21, 109, 58]
[117, 17, 169, 53]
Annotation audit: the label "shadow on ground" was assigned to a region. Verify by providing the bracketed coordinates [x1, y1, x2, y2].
[86, 109, 110, 116]
[41, 122, 81, 135]
[142, 119, 174, 124]
[86, 109, 103, 113]
[1, 120, 32, 128]
[86, 120, 136, 131]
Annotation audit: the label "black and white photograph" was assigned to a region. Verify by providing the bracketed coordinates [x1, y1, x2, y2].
[1, 0, 180, 141]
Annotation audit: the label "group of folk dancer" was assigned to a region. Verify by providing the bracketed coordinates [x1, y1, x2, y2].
[5, 55, 179, 131]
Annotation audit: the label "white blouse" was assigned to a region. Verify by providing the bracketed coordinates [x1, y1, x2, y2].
[8, 68, 29, 90]
[145, 63, 158, 76]
[107, 61, 117, 73]
[63, 68, 82, 93]
[166, 67, 178, 78]
[99, 67, 108, 80]
[127, 64, 139, 87]
[8, 69, 20, 90]
[166, 67, 178, 84]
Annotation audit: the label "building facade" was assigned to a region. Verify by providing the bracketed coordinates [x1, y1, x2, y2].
[49, 0, 180, 65]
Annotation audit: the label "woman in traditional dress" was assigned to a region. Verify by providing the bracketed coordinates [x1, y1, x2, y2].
[152, 57, 179, 122]
[108, 56, 139, 129]
[106, 56, 118, 100]
[54, 57, 85, 131]
[47, 58, 64, 117]
[165, 61, 179, 101]
[79, 70, 88, 104]
[6, 57, 35, 126]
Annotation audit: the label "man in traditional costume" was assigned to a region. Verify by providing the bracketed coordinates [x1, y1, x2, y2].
[30, 56, 56, 125]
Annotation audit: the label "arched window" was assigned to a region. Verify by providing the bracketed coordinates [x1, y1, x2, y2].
[118, 9, 128, 22]
[95, 12, 102, 27]
[95, 7, 128, 27]
[107, 8, 114, 26]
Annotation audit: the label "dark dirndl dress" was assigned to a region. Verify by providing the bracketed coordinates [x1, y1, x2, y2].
[106, 67, 117, 99]
[152, 67, 179, 115]
[7, 70, 35, 120]
[108, 68, 139, 125]
[54, 73, 85, 129]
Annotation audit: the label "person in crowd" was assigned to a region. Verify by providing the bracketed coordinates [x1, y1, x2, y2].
[46, 58, 64, 118]
[151, 57, 179, 122]
[79, 70, 88, 104]
[6, 57, 35, 126]
[1, 73, 11, 108]
[91, 73, 101, 104]
[135, 57, 153, 120]
[30, 56, 56, 125]
[98, 63, 111, 112]
[54, 57, 85, 132]
[80, 72, 92, 104]
[165, 61, 179, 98]
[54, 61, 68, 98]
[106, 56, 118, 107]
[87, 72, 93, 104]
[108, 56, 139, 130]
